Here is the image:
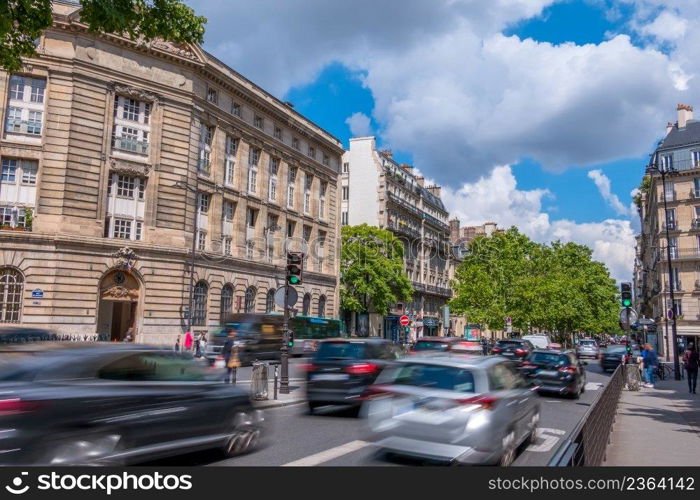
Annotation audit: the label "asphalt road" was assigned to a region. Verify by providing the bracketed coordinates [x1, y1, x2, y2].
[155, 357, 612, 467]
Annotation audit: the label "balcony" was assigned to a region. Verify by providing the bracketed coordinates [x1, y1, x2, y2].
[660, 191, 677, 203]
[425, 284, 453, 298]
[411, 281, 426, 292]
[387, 220, 420, 239]
[661, 220, 679, 232]
[5, 119, 41, 136]
[113, 137, 149, 155]
[197, 158, 211, 175]
[659, 247, 700, 261]
[663, 281, 683, 292]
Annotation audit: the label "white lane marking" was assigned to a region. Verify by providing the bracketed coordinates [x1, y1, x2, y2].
[585, 382, 603, 391]
[282, 440, 371, 466]
[526, 428, 566, 453]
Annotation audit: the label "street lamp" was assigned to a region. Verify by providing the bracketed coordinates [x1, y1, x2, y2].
[646, 156, 681, 380]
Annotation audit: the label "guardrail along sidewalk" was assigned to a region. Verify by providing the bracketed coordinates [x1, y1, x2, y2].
[603, 377, 700, 466]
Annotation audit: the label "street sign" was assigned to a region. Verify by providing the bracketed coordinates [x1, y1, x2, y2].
[31, 289, 44, 298]
[399, 315, 410, 326]
[274, 286, 298, 308]
[619, 307, 638, 328]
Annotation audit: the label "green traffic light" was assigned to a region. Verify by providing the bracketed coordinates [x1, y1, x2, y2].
[622, 299, 632, 307]
[289, 276, 300, 284]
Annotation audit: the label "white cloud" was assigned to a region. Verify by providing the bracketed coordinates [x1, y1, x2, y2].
[441, 166, 636, 281]
[639, 10, 688, 41]
[587, 169, 631, 216]
[345, 112, 372, 137]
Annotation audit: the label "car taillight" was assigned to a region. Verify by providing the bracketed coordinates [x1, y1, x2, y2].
[515, 349, 526, 355]
[0, 398, 42, 415]
[299, 363, 316, 372]
[492, 347, 502, 353]
[345, 363, 380, 375]
[455, 395, 498, 410]
[521, 361, 537, 368]
[360, 384, 392, 400]
[558, 366, 577, 374]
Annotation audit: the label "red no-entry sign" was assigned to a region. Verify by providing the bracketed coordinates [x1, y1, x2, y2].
[400, 315, 410, 326]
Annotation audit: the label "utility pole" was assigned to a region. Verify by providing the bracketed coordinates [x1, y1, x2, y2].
[281, 280, 290, 394]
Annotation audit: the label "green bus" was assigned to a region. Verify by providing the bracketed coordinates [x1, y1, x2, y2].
[290, 315, 343, 355]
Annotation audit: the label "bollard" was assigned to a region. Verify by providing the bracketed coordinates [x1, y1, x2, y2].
[250, 361, 269, 401]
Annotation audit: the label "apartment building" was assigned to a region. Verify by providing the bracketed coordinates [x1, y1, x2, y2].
[0, 2, 343, 343]
[341, 137, 452, 340]
[635, 104, 700, 356]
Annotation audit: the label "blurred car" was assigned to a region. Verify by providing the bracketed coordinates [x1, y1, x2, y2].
[0, 327, 58, 344]
[304, 338, 402, 414]
[576, 339, 600, 359]
[491, 339, 535, 362]
[547, 342, 562, 350]
[601, 344, 641, 372]
[520, 350, 587, 398]
[0, 343, 264, 465]
[521, 334, 551, 350]
[409, 337, 463, 353]
[450, 340, 483, 355]
[364, 354, 540, 465]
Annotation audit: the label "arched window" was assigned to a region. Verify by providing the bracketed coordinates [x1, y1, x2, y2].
[266, 288, 275, 313]
[0, 267, 23, 323]
[192, 281, 208, 326]
[318, 295, 326, 318]
[244, 286, 257, 313]
[220, 284, 233, 323]
[302, 293, 311, 316]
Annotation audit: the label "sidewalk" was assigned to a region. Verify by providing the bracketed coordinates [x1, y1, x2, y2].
[604, 376, 700, 466]
[236, 378, 306, 409]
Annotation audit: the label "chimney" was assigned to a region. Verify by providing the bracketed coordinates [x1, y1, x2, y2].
[416, 175, 425, 187]
[449, 218, 460, 241]
[484, 222, 497, 236]
[400, 163, 413, 175]
[677, 103, 693, 129]
[426, 185, 441, 198]
[380, 149, 393, 159]
[666, 122, 674, 135]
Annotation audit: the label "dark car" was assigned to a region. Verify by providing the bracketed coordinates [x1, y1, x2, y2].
[491, 339, 535, 362]
[0, 343, 264, 465]
[410, 337, 463, 353]
[0, 327, 59, 344]
[601, 344, 641, 372]
[520, 350, 587, 398]
[304, 338, 402, 414]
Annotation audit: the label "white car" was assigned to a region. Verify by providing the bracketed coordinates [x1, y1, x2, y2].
[521, 335, 552, 350]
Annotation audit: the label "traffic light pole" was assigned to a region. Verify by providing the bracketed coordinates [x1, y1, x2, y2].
[281, 281, 290, 394]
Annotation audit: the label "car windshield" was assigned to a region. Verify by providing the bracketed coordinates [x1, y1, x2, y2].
[530, 352, 569, 366]
[380, 363, 476, 393]
[413, 341, 450, 351]
[315, 342, 366, 360]
[606, 345, 627, 353]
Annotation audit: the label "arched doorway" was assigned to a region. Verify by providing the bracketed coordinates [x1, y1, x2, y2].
[97, 269, 141, 341]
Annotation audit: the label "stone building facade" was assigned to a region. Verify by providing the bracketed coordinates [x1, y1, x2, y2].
[0, 2, 343, 344]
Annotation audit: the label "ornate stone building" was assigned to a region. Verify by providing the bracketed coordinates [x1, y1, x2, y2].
[0, 2, 343, 343]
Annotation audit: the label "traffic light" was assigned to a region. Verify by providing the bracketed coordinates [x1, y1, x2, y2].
[620, 282, 633, 308]
[286, 330, 294, 348]
[286, 252, 303, 285]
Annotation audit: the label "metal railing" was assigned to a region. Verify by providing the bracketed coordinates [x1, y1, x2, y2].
[113, 136, 149, 155]
[4, 119, 42, 135]
[548, 365, 623, 466]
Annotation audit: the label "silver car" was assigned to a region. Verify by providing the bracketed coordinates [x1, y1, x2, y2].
[363, 354, 540, 465]
[576, 339, 599, 359]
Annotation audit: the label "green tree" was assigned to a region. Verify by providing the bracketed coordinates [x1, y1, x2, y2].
[340, 224, 413, 316]
[0, 0, 206, 72]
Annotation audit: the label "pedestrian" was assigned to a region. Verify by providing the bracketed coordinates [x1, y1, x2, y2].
[641, 343, 659, 388]
[481, 336, 489, 356]
[183, 330, 194, 351]
[174, 334, 181, 352]
[124, 327, 133, 342]
[222, 329, 240, 384]
[195, 332, 207, 358]
[682, 343, 699, 394]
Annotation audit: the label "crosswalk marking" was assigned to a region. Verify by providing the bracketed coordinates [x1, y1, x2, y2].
[526, 428, 566, 453]
[282, 440, 371, 466]
[585, 382, 604, 391]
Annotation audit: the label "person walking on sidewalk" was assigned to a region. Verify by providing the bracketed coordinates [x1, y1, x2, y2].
[183, 331, 194, 352]
[682, 343, 699, 394]
[641, 343, 659, 388]
[222, 329, 241, 384]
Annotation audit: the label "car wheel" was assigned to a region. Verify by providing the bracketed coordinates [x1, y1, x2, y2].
[222, 411, 262, 458]
[499, 430, 517, 466]
[307, 401, 321, 414]
[524, 411, 540, 446]
[41, 430, 124, 465]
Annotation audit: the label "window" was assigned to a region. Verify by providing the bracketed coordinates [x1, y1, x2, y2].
[266, 289, 275, 313]
[105, 173, 145, 240]
[303, 173, 312, 214]
[323, 154, 330, 167]
[660, 155, 673, 171]
[112, 96, 151, 154]
[197, 192, 210, 213]
[1, 159, 17, 182]
[342, 162, 349, 173]
[5, 77, 45, 136]
[223, 200, 234, 221]
[207, 87, 218, 104]
[254, 115, 264, 129]
[286, 220, 295, 238]
[341, 211, 348, 226]
[342, 186, 349, 200]
[113, 219, 132, 239]
[198, 124, 213, 174]
[244, 286, 256, 313]
[20, 161, 37, 184]
[666, 208, 676, 229]
[116, 175, 136, 197]
[303, 225, 311, 244]
[302, 293, 311, 316]
[246, 207, 257, 228]
[274, 126, 282, 140]
[292, 137, 300, 150]
[247, 166, 257, 194]
[307, 146, 315, 159]
[224, 136, 237, 185]
[197, 231, 206, 251]
[220, 284, 233, 323]
[287, 167, 297, 208]
[672, 298, 683, 318]
[693, 151, 700, 168]
[232, 102, 241, 117]
[269, 158, 279, 202]
[192, 281, 208, 326]
[223, 237, 232, 256]
[319, 182, 327, 219]
[672, 267, 681, 291]
[669, 236, 678, 258]
[318, 295, 326, 318]
[0, 267, 23, 323]
[249, 148, 260, 166]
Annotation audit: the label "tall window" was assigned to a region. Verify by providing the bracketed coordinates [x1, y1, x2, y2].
[254, 115, 264, 129]
[292, 137, 300, 150]
[341, 211, 348, 226]
[248, 148, 260, 194]
[317, 230, 326, 271]
[0, 268, 23, 323]
[112, 95, 151, 155]
[694, 178, 700, 198]
[220, 284, 233, 323]
[323, 154, 330, 167]
[104, 173, 146, 241]
[196, 192, 209, 250]
[232, 102, 241, 117]
[5, 76, 45, 136]
[269, 158, 279, 202]
[664, 181, 675, 202]
[303, 173, 312, 214]
[307, 146, 315, 159]
[660, 154, 673, 171]
[287, 167, 297, 208]
[274, 126, 282, 140]
[286, 220, 295, 238]
[266, 289, 275, 313]
[224, 135, 237, 186]
[669, 236, 678, 259]
[319, 182, 327, 219]
[318, 295, 326, 318]
[302, 293, 311, 316]
[693, 151, 700, 168]
[342, 162, 349, 173]
[342, 186, 349, 200]
[0, 158, 38, 229]
[244, 286, 257, 313]
[198, 124, 213, 175]
[672, 267, 681, 291]
[666, 208, 676, 229]
[192, 281, 208, 326]
[206, 87, 218, 104]
[303, 225, 311, 245]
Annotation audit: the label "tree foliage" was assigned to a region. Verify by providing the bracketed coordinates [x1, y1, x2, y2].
[340, 224, 413, 316]
[0, 0, 206, 72]
[450, 227, 620, 340]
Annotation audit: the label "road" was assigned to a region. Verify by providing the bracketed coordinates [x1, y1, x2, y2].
[154, 358, 612, 466]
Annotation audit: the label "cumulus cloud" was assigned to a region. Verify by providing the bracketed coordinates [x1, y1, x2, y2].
[587, 169, 631, 216]
[441, 166, 636, 281]
[345, 112, 372, 137]
[639, 10, 688, 41]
